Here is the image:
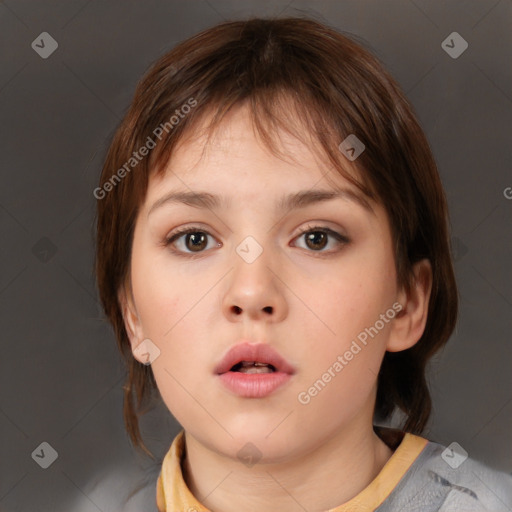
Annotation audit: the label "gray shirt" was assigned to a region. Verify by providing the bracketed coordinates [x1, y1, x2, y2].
[376, 438, 512, 511]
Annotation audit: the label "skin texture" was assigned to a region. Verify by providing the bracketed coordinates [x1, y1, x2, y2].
[119, 104, 432, 512]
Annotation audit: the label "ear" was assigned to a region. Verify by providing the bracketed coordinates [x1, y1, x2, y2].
[386, 259, 432, 352]
[117, 281, 146, 361]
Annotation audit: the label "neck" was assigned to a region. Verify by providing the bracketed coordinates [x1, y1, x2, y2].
[182, 422, 394, 512]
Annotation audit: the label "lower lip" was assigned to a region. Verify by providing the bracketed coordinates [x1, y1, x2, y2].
[218, 371, 292, 398]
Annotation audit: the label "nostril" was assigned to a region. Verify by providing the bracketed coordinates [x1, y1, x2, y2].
[263, 306, 273, 314]
[232, 305, 242, 314]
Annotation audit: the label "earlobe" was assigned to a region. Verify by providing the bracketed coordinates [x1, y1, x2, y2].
[387, 259, 433, 352]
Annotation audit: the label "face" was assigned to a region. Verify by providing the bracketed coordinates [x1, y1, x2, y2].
[120, 105, 416, 463]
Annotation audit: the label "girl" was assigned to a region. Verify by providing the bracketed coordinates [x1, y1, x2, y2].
[95, 17, 512, 512]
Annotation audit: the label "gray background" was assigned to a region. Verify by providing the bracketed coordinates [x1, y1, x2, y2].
[1, 1, 511, 511]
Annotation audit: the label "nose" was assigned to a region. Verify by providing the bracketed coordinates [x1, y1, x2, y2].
[222, 242, 288, 323]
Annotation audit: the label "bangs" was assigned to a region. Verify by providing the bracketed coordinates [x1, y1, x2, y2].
[145, 89, 377, 207]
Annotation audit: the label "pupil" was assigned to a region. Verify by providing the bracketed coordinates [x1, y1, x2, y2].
[187, 232, 207, 252]
[306, 231, 327, 250]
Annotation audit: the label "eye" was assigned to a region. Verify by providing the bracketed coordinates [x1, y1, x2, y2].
[163, 224, 349, 257]
[164, 227, 220, 255]
[292, 225, 349, 253]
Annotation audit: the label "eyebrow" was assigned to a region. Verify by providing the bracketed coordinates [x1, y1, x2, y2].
[147, 187, 374, 217]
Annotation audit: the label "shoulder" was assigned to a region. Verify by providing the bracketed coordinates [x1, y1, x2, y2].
[412, 438, 510, 511]
[379, 435, 512, 512]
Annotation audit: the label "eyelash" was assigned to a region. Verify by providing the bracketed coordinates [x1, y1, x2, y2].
[163, 224, 350, 258]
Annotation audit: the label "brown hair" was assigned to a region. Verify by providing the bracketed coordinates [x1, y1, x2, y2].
[94, 16, 458, 454]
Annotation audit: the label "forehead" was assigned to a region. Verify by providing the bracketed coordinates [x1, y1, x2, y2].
[145, 104, 365, 205]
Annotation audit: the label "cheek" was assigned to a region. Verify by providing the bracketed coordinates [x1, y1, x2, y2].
[133, 274, 181, 338]
[293, 248, 396, 385]
[129, 251, 215, 399]
[130, 238, 190, 337]
[299, 263, 395, 343]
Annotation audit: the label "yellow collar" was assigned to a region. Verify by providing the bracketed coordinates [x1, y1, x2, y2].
[156, 429, 428, 511]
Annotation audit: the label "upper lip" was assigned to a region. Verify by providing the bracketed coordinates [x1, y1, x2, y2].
[214, 342, 296, 375]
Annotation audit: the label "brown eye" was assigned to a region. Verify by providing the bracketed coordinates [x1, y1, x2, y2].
[293, 226, 349, 253]
[184, 232, 208, 252]
[165, 227, 219, 255]
[304, 231, 328, 250]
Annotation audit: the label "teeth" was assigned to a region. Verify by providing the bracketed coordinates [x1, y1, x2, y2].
[233, 361, 276, 373]
[238, 365, 274, 374]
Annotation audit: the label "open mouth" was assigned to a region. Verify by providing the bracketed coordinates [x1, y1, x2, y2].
[230, 361, 277, 374]
[214, 341, 295, 377]
[216, 343, 294, 397]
